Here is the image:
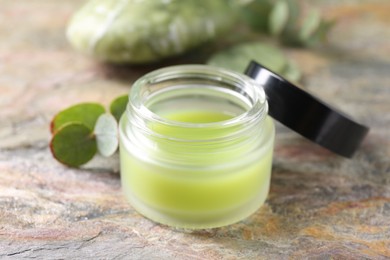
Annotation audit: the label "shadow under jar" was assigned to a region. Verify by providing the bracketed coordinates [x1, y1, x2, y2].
[119, 65, 275, 229]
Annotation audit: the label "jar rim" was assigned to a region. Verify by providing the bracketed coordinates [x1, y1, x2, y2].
[129, 64, 268, 130]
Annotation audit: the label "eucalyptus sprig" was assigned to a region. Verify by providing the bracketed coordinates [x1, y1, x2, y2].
[50, 95, 128, 167]
[240, 0, 335, 47]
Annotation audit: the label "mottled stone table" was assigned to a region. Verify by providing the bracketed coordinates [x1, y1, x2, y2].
[1, 0, 389, 259]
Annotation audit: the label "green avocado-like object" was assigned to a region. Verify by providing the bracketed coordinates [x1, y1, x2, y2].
[67, 0, 236, 64]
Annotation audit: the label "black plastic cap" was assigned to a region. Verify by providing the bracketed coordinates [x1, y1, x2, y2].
[245, 60, 369, 158]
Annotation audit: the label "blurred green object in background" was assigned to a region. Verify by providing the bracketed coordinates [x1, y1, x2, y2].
[207, 42, 301, 83]
[67, 0, 237, 64]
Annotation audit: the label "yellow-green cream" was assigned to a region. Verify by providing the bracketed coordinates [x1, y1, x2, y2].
[120, 110, 274, 228]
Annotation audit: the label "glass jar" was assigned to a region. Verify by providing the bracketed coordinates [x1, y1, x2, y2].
[119, 65, 275, 229]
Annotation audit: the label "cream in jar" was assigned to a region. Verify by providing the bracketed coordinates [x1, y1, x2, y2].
[119, 65, 274, 229]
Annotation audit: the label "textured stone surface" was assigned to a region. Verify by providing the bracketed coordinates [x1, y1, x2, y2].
[1, 0, 389, 259]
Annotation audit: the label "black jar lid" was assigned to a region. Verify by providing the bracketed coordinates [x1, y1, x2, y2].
[245, 60, 369, 158]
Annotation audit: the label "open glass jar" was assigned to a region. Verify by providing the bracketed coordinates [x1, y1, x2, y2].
[119, 65, 275, 229]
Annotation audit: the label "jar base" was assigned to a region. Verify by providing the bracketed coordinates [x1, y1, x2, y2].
[123, 180, 270, 230]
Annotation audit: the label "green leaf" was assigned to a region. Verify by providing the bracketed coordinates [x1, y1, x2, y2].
[50, 123, 97, 167]
[304, 19, 335, 47]
[299, 9, 321, 42]
[51, 103, 105, 133]
[269, 0, 289, 36]
[109, 95, 128, 122]
[284, 0, 300, 28]
[207, 42, 287, 74]
[278, 0, 304, 46]
[94, 113, 119, 157]
[239, 0, 273, 32]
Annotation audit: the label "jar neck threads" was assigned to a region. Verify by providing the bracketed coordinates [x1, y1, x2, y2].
[123, 65, 268, 164]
